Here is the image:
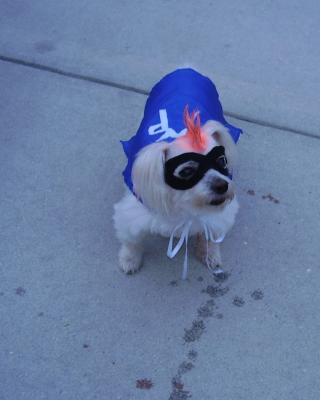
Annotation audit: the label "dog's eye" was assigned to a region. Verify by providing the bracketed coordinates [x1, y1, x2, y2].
[216, 155, 227, 169]
[173, 161, 199, 180]
[179, 166, 196, 179]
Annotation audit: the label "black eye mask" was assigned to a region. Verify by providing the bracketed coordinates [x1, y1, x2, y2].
[164, 146, 229, 190]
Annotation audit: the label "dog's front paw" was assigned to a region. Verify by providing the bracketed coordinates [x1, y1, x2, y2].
[197, 250, 222, 270]
[119, 243, 143, 275]
[195, 233, 222, 270]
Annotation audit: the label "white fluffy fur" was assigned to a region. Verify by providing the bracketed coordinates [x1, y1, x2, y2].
[113, 120, 239, 274]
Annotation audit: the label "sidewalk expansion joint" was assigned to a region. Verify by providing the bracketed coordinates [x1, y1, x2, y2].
[0, 54, 148, 96]
[1, 54, 319, 141]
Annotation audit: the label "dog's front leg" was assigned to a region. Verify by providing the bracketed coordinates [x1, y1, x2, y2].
[195, 233, 222, 269]
[113, 195, 149, 275]
[119, 239, 144, 275]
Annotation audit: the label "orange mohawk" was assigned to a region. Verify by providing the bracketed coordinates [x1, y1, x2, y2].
[183, 105, 207, 152]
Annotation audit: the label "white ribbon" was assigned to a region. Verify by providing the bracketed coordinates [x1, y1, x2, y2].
[167, 219, 226, 280]
[167, 220, 192, 280]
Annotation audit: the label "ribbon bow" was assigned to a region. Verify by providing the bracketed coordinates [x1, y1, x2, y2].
[167, 220, 225, 280]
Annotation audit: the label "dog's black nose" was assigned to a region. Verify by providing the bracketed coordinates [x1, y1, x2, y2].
[211, 178, 229, 194]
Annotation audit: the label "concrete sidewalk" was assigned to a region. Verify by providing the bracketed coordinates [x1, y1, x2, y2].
[1, 0, 320, 136]
[1, 2, 320, 400]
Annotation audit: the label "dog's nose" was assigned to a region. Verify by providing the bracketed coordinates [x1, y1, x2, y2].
[211, 178, 229, 194]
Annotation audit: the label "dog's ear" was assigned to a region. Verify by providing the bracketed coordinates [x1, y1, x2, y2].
[132, 141, 172, 213]
[202, 120, 237, 171]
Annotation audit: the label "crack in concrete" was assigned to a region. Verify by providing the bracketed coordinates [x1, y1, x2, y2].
[0, 54, 148, 96]
[1, 54, 319, 141]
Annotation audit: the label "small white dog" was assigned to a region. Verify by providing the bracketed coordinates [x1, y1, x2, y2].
[113, 69, 241, 277]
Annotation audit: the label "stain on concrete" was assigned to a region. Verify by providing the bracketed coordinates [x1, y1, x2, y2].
[187, 350, 197, 361]
[251, 289, 264, 300]
[136, 379, 153, 389]
[34, 40, 55, 54]
[171, 375, 182, 389]
[183, 320, 205, 343]
[170, 375, 192, 399]
[0, 292, 4, 296]
[233, 296, 245, 307]
[178, 361, 194, 375]
[202, 285, 229, 298]
[197, 300, 216, 318]
[262, 193, 280, 204]
[169, 269, 230, 398]
[197, 305, 213, 318]
[169, 386, 192, 399]
[83, 343, 89, 349]
[169, 280, 178, 287]
[15, 287, 26, 296]
[247, 189, 255, 196]
[37, 312, 44, 317]
[173, 382, 184, 390]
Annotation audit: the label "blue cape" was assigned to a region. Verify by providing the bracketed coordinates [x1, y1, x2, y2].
[121, 68, 242, 193]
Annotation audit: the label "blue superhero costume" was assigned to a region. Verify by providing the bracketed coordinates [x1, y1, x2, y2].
[120, 68, 242, 279]
[122, 68, 242, 194]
